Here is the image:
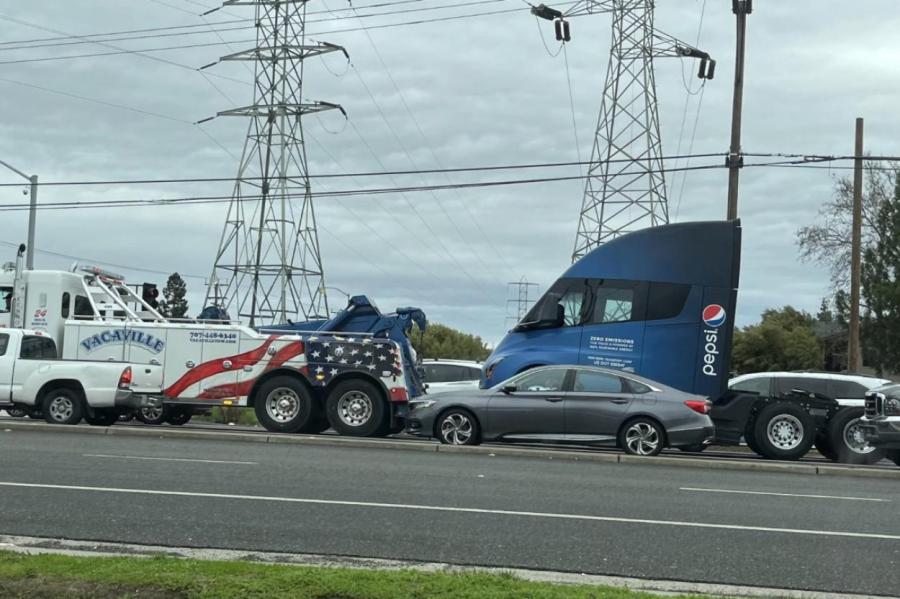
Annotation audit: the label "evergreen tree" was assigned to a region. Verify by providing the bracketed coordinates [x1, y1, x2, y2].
[861, 172, 900, 375]
[159, 272, 189, 319]
[410, 323, 491, 361]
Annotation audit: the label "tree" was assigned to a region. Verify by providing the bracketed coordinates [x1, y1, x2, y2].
[731, 307, 823, 374]
[159, 272, 189, 319]
[797, 162, 897, 289]
[410, 323, 491, 361]
[861, 171, 900, 375]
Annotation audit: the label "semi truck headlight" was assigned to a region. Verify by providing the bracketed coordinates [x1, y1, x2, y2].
[886, 398, 900, 416]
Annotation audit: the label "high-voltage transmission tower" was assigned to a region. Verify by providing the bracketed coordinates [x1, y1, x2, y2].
[532, 0, 714, 262]
[505, 277, 539, 328]
[202, 0, 347, 326]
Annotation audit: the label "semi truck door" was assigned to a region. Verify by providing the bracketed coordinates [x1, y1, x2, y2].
[579, 280, 646, 372]
[0, 333, 12, 402]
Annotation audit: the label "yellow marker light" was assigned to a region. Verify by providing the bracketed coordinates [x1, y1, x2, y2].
[223, 399, 233, 406]
[315, 373, 326, 381]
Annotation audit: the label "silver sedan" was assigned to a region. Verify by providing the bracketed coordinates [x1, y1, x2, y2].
[406, 365, 715, 456]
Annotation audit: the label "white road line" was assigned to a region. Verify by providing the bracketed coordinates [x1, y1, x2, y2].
[83, 454, 257, 465]
[1, 481, 899, 541]
[680, 487, 890, 502]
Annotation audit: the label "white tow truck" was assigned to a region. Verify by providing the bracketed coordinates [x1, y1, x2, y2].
[0, 246, 416, 436]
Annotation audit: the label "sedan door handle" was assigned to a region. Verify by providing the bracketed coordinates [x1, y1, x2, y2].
[611, 398, 629, 404]
[545, 396, 564, 403]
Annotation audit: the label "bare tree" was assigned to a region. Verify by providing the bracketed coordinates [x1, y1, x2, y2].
[797, 161, 897, 288]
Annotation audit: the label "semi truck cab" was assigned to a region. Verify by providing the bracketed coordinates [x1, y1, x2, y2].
[483, 220, 742, 398]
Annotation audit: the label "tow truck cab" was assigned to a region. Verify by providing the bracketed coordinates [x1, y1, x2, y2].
[482, 220, 742, 398]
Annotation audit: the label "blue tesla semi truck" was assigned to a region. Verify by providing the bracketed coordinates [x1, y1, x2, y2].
[482, 220, 741, 398]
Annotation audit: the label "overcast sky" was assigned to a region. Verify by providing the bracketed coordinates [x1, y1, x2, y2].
[1, 0, 898, 345]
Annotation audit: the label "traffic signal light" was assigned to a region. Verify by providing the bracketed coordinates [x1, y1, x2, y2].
[142, 283, 160, 309]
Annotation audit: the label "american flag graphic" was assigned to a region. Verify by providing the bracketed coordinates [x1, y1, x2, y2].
[304, 335, 402, 383]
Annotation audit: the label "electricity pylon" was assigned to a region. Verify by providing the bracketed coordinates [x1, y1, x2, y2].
[532, 0, 714, 262]
[202, 0, 347, 326]
[505, 277, 539, 328]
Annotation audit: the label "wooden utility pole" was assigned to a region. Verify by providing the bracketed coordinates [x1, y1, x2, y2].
[848, 117, 864, 372]
[726, 0, 752, 220]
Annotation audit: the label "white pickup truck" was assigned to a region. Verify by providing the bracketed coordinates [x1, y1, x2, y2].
[0, 329, 162, 425]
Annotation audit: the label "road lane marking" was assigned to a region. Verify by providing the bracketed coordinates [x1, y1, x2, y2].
[83, 454, 257, 465]
[680, 487, 890, 502]
[1, 481, 899, 541]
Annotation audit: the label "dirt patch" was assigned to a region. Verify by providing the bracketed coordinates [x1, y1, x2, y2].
[0, 577, 186, 599]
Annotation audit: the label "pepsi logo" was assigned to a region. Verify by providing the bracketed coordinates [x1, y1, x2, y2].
[702, 304, 726, 328]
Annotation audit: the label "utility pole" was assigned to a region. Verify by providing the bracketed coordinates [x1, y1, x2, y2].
[726, 0, 751, 221]
[848, 117, 864, 372]
[0, 159, 38, 270]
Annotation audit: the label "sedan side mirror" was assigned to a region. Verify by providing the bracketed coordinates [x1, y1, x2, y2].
[502, 384, 517, 394]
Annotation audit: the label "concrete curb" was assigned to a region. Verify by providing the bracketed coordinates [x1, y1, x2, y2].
[3, 420, 899, 480]
[0, 534, 894, 599]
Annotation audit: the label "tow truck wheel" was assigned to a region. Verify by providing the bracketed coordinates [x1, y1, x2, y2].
[752, 402, 815, 460]
[84, 409, 118, 426]
[254, 376, 317, 434]
[828, 408, 885, 465]
[42, 388, 85, 425]
[136, 406, 167, 425]
[164, 408, 192, 426]
[325, 380, 388, 437]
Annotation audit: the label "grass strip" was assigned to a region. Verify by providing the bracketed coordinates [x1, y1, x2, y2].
[0, 551, 717, 599]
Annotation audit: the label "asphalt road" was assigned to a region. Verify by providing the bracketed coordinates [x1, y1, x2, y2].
[2, 428, 899, 595]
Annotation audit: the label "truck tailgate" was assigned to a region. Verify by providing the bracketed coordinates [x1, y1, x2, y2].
[130, 364, 163, 395]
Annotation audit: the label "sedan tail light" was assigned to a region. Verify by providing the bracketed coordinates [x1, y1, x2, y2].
[684, 399, 711, 415]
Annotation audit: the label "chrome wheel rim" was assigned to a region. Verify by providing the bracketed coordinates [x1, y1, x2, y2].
[767, 414, 804, 450]
[266, 388, 301, 423]
[48, 396, 74, 422]
[140, 406, 164, 421]
[625, 422, 659, 455]
[843, 417, 875, 455]
[336, 391, 373, 427]
[440, 413, 473, 445]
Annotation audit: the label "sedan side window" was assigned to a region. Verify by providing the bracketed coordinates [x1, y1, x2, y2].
[573, 371, 624, 393]
[513, 369, 567, 392]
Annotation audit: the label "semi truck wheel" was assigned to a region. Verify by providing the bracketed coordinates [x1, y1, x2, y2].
[828, 408, 885, 465]
[325, 380, 388, 437]
[743, 426, 762, 455]
[888, 450, 900, 468]
[42, 388, 85, 425]
[254, 376, 317, 434]
[84, 409, 118, 426]
[752, 402, 815, 460]
[815, 433, 838, 461]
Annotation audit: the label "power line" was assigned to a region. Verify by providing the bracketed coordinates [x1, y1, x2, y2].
[0, 162, 729, 213]
[0, 153, 726, 187]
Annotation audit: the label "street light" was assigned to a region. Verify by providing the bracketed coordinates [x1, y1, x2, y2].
[0, 159, 38, 270]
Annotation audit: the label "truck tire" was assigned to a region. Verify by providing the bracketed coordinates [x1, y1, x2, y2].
[752, 402, 815, 460]
[326, 379, 389, 437]
[84, 409, 118, 427]
[888, 450, 900, 468]
[164, 408, 192, 426]
[299, 414, 330, 434]
[254, 376, 318, 434]
[42, 388, 85, 425]
[136, 406, 167, 425]
[828, 407, 885, 465]
[743, 425, 762, 455]
[815, 433, 839, 462]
